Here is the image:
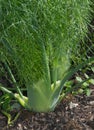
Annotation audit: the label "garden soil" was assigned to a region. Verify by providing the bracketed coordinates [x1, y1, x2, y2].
[0, 85, 94, 130]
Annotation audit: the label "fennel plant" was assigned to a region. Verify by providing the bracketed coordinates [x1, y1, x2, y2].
[0, 0, 94, 112]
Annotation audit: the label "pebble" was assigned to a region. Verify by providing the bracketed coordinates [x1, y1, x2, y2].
[89, 101, 94, 105]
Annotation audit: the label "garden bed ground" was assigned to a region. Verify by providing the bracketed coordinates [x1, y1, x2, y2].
[0, 85, 94, 130]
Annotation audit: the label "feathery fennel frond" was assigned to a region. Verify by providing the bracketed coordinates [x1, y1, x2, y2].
[0, 0, 93, 112]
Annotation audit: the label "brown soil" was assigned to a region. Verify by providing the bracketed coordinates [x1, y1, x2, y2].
[0, 85, 94, 130]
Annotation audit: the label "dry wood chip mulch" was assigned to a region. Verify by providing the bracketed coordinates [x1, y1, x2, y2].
[0, 86, 94, 130]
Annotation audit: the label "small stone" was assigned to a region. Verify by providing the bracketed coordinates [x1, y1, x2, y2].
[90, 101, 94, 105]
[17, 123, 23, 130]
[69, 102, 78, 109]
[56, 119, 59, 123]
[23, 125, 28, 130]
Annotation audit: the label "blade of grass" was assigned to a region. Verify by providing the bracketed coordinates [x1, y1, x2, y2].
[3, 60, 23, 98]
[0, 83, 14, 96]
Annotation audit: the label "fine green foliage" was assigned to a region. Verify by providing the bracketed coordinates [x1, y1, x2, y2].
[0, 0, 94, 112]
